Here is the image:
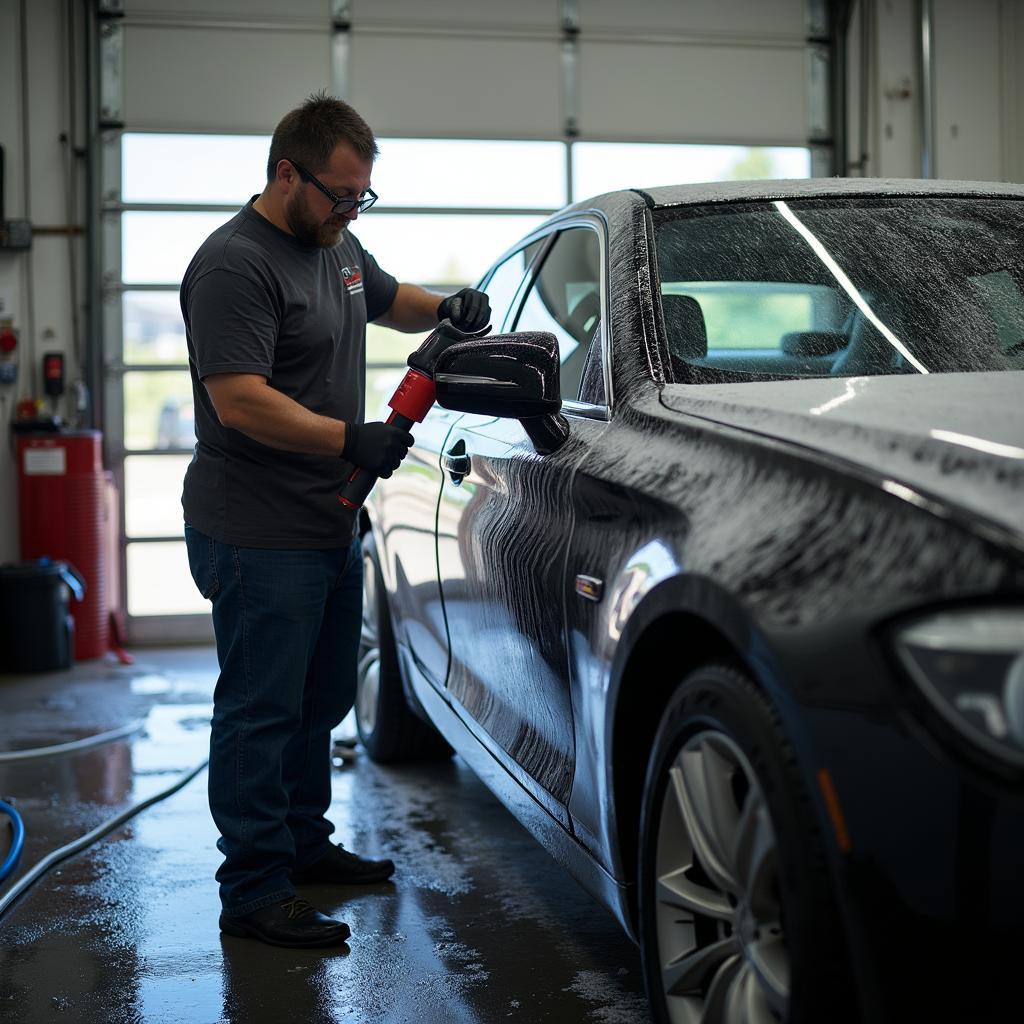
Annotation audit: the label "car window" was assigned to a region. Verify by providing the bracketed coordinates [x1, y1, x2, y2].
[578, 322, 606, 406]
[654, 198, 1024, 383]
[971, 270, 1024, 354]
[513, 227, 602, 402]
[479, 240, 545, 332]
[662, 281, 847, 352]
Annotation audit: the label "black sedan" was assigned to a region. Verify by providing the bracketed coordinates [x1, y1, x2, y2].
[355, 178, 1024, 1024]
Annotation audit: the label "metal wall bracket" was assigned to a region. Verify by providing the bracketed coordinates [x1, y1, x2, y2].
[805, 0, 829, 41]
[918, 0, 936, 178]
[98, 14, 124, 129]
[331, 0, 351, 98]
[805, 0, 834, 175]
[806, 42, 832, 143]
[561, 0, 579, 139]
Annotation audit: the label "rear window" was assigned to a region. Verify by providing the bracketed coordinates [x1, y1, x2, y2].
[662, 281, 836, 351]
[971, 270, 1024, 354]
[654, 197, 1024, 383]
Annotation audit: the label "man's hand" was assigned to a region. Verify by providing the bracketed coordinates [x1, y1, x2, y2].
[437, 288, 491, 333]
[342, 421, 414, 479]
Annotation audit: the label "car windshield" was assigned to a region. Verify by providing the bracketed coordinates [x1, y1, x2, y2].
[654, 196, 1024, 383]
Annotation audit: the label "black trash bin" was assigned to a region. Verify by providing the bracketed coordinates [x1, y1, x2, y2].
[0, 560, 85, 673]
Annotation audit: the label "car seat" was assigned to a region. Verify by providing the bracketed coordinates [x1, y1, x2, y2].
[661, 294, 708, 379]
[559, 291, 602, 399]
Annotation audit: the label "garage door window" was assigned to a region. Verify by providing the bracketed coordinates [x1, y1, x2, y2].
[113, 134, 566, 633]
[573, 142, 811, 197]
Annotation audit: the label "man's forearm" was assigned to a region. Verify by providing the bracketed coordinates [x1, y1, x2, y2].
[207, 375, 346, 456]
[374, 282, 442, 332]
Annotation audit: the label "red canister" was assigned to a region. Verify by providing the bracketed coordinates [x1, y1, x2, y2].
[17, 431, 108, 661]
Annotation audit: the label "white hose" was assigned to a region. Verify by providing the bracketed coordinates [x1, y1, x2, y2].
[0, 720, 146, 763]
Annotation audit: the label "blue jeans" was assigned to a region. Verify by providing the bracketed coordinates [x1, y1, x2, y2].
[184, 525, 363, 916]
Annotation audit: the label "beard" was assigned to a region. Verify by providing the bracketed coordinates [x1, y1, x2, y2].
[284, 186, 347, 248]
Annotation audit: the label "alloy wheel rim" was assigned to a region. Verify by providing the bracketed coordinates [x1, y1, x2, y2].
[356, 552, 381, 737]
[654, 729, 789, 1024]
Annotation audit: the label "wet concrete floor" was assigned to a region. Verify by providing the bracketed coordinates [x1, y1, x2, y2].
[0, 648, 648, 1023]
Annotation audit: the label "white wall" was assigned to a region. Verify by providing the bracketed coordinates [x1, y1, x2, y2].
[0, 0, 87, 565]
[850, 0, 1023, 180]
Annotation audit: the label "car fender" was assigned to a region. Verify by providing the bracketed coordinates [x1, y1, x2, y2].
[593, 568, 823, 901]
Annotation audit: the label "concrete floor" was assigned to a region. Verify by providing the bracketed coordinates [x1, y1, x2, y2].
[0, 648, 649, 1024]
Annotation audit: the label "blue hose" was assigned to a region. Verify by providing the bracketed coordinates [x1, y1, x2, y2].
[0, 798, 25, 883]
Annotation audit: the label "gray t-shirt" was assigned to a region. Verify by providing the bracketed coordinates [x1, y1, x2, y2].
[180, 200, 398, 548]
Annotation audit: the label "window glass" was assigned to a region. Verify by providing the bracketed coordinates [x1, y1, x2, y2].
[373, 139, 566, 209]
[124, 291, 187, 364]
[514, 228, 602, 401]
[579, 323, 606, 406]
[123, 133, 270, 205]
[572, 142, 810, 201]
[662, 282, 836, 350]
[654, 198, 1024, 382]
[127, 542, 209, 616]
[353, 213, 545, 286]
[123, 135, 567, 210]
[366, 364, 409, 422]
[364, 325, 421, 421]
[971, 270, 1024, 353]
[123, 370, 194, 451]
[480, 240, 546, 331]
[125, 455, 192, 538]
[366, 321, 420, 366]
[123, 211, 234, 285]
[123, 210, 547, 289]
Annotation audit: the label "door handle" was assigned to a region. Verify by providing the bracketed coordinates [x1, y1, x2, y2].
[442, 448, 471, 484]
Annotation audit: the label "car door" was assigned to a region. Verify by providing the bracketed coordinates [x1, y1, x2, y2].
[436, 223, 610, 821]
[377, 241, 544, 689]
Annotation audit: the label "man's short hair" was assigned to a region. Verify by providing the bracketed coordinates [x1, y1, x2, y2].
[266, 91, 378, 182]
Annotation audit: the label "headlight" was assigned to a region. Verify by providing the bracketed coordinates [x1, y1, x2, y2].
[894, 608, 1024, 766]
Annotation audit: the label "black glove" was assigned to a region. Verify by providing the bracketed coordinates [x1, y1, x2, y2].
[342, 421, 414, 479]
[437, 288, 491, 333]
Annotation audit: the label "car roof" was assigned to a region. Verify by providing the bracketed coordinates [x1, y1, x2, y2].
[562, 177, 1024, 216]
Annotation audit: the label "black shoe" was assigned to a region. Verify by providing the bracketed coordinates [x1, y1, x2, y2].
[291, 843, 396, 885]
[219, 897, 350, 948]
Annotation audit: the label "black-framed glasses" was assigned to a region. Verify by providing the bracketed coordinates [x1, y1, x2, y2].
[287, 159, 378, 214]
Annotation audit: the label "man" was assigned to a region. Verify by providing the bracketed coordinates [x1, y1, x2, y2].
[181, 92, 490, 949]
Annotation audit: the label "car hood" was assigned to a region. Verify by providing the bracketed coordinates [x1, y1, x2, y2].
[659, 371, 1024, 544]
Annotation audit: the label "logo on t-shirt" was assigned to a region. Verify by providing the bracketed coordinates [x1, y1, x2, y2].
[341, 265, 364, 296]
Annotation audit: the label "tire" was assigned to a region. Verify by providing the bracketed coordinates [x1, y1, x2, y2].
[355, 530, 453, 763]
[638, 663, 857, 1024]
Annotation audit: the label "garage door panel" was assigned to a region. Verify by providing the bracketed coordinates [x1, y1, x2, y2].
[350, 0, 558, 32]
[125, 0, 327, 19]
[123, 26, 329, 132]
[579, 41, 806, 143]
[350, 35, 563, 139]
[579, 0, 805, 37]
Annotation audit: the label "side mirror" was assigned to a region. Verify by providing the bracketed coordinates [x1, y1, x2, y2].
[433, 332, 570, 455]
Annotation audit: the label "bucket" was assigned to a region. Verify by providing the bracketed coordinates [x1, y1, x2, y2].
[0, 560, 85, 673]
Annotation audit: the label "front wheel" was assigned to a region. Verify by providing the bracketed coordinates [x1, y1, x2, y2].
[638, 663, 857, 1024]
[355, 530, 452, 763]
